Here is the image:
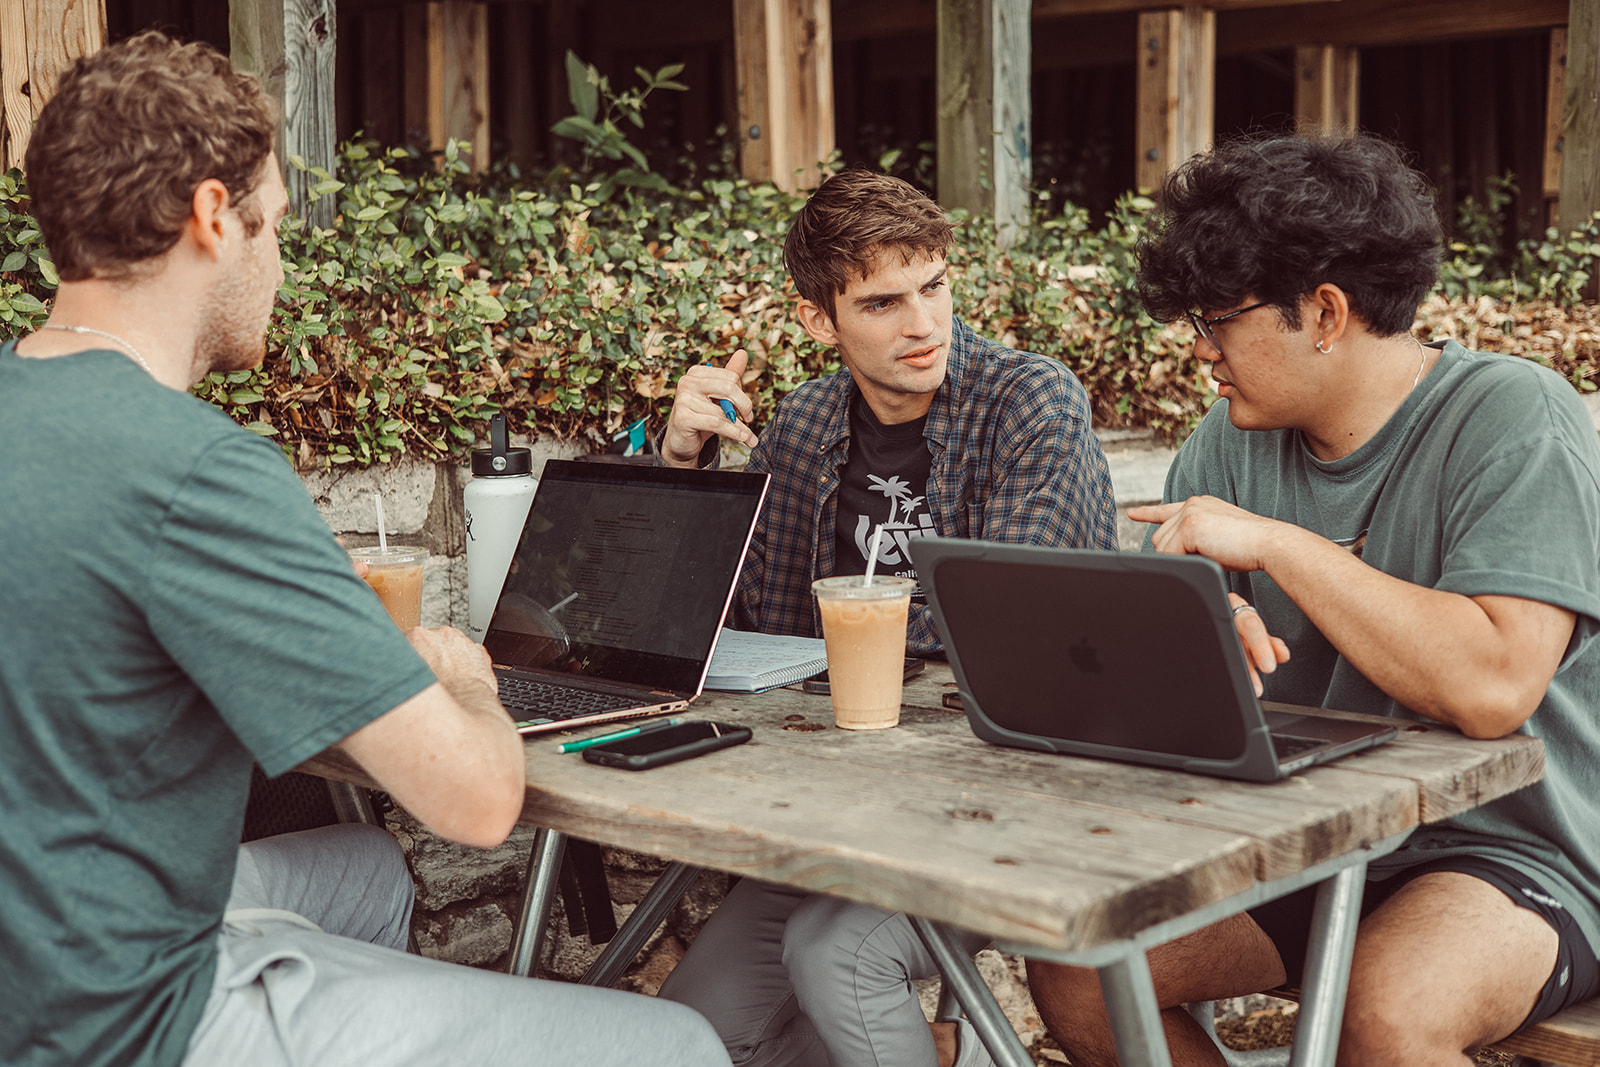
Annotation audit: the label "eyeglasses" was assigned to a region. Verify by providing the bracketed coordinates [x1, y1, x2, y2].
[1186, 301, 1269, 356]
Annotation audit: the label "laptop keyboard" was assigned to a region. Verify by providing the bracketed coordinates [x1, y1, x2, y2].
[496, 673, 641, 724]
[1271, 734, 1324, 762]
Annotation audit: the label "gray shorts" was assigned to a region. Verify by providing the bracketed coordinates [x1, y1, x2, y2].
[183, 823, 729, 1067]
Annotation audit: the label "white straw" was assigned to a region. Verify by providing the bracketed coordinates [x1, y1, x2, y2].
[549, 592, 579, 614]
[864, 524, 885, 584]
[374, 492, 388, 551]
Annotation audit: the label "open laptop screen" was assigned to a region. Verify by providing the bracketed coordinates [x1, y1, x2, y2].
[484, 460, 768, 693]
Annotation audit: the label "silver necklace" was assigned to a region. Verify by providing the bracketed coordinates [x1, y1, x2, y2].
[1410, 337, 1429, 391]
[38, 323, 154, 376]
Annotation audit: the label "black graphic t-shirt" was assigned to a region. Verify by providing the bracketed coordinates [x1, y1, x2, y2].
[833, 391, 934, 601]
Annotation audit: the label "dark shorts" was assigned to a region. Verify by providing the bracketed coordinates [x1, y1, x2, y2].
[1248, 855, 1600, 1032]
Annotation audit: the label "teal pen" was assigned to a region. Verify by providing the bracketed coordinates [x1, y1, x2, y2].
[703, 362, 740, 423]
[557, 716, 688, 753]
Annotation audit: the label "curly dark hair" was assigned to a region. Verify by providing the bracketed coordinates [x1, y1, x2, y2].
[783, 167, 954, 324]
[1136, 132, 1443, 337]
[25, 30, 278, 282]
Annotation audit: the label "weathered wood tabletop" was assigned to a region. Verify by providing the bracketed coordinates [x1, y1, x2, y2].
[305, 661, 1545, 957]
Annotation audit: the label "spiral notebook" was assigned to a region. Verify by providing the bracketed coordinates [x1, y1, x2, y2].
[704, 629, 828, 692]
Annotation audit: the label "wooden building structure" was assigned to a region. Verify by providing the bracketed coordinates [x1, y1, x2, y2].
[3, 0, 1598, 247]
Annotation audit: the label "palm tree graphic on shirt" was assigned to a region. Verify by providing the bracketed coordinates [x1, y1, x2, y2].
[856, 474, 934, 566]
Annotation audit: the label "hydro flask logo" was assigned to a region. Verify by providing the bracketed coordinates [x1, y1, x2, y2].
[465, 507, 475, 542]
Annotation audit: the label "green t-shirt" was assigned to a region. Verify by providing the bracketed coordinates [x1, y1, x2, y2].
[1157, 340, 1600, 955]
[0, 344, 438, 1067]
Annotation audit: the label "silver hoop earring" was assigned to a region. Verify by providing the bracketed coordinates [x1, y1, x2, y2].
[1316, 339, 1332, 354]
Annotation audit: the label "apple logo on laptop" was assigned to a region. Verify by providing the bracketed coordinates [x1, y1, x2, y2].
[1069, 638, 1103, 674]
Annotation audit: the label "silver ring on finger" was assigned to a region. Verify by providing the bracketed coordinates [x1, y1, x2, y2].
[1231, 603, 1258, 618]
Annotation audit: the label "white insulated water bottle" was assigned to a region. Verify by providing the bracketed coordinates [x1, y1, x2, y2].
[463, 413, 537, 643]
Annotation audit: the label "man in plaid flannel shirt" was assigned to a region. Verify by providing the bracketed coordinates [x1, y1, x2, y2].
[661, 168, 1118, 657]
[656, 169, 1119, 1067]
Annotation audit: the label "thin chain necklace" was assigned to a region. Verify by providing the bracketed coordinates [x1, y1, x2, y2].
[1410, 337, 1429, 391]
[37, 323, 154, 376]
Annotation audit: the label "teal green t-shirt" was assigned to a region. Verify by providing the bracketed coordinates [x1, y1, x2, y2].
[0, 343, 439, 1067]
[1157, 340, 1600, 956]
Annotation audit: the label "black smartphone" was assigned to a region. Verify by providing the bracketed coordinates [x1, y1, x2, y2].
[801, 657, 925, 695]
[581, 720, 752, 771]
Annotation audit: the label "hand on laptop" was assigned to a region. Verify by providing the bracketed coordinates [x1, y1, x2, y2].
[407, 625, 499, 699]
[661, 349, 760, 467]
[1227, 593, 1290, 696]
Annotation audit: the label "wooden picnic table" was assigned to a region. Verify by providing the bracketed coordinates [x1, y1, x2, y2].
[303, 661, 1544, 1067]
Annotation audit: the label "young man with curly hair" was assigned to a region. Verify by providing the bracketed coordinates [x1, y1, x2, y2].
[0, 31, 728, 1067]
[656, 169, 1118, 1067]
[1028, 133, 1600, 1066]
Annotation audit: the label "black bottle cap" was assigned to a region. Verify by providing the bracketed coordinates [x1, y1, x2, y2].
[471, 412, 533, 476]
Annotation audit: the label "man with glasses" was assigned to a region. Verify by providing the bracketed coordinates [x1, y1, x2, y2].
[1027, 133, 1600, 1066]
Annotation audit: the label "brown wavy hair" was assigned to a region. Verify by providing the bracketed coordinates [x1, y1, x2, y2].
[25, 30, 278, 282]
[782, 167, 954, 324]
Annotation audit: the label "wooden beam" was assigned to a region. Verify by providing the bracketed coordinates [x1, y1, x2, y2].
[733, 0, 834, 192]
[425, 1, 489, 172]
[0, 3, 32, 172]
[1217, 0, 1568, 54]
[936, 0, 1031, 245]
[838, 0, 1330, 39]
[1136, 6, 1215, 194]
[1545, 25, 1568, 206]
[1558, 0, 1600, 242]
[1293, 43, 1358, 135]
[2, 0, 106, 173]
[231, 0, 339, 228]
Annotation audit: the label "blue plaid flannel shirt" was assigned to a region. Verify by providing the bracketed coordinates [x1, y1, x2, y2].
[730, 318, 1118, 656]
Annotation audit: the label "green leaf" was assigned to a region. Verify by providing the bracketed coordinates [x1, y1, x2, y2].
[566, 51, 599, 123]
[8, 292, 46, 313]
[230, 389, 265, 404]
[354, 205, 388, 221]
[473, 293, 507, 322]
[1, 251, 24, 272]
[242, 421, 279, 436]
[552, 115, 604, 145]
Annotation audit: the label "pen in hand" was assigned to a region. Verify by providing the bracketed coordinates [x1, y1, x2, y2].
[557, 716, 687, 753]
[702, 361, 740, 423]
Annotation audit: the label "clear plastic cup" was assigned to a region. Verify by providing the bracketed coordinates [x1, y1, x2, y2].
[811, 576, 916, 730]
[348, 545, 428, 629]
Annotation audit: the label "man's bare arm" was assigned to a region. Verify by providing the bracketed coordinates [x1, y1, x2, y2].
[1133, 496, 1575, 738]
[337, 627, 525, 847]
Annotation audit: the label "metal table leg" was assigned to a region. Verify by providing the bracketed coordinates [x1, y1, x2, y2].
[911, 918, 1035, 1067]
[507, 828, 567, 977]
[1099, 950, 1175, 1067]
[1290, 862, 1367, 1067]
[579, 862, 704, 987]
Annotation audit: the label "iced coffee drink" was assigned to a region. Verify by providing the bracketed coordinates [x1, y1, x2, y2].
[348, 545, 427, 629]
[811, 576, 915, 730]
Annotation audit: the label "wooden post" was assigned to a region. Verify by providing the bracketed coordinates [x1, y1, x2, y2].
[1559, 0, 1599, 245]
[1135, 6, 1215, 194]
[1294, 43, 1359, 135]
[1545, 25, 1568, 223]
[424, 0, 489, 172]
[1, 0, 106, 173]
[231, 0, 339, 228]
[733, 0, 834, 192]
[936, 0, 1032, 247]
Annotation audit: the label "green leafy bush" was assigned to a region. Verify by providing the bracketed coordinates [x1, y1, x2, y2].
[3, 146, 1598, 469]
